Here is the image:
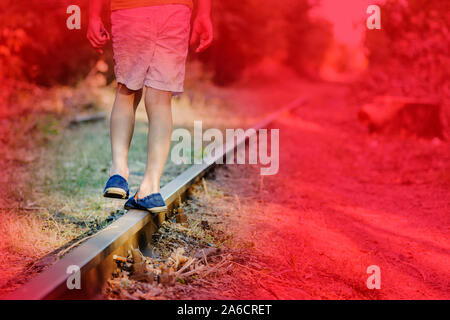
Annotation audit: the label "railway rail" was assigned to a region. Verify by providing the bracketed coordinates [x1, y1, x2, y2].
[4, 97, 306, 300]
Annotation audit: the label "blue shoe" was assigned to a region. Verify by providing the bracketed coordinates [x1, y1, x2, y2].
[103, 175, 129, 199]
[124, 192, 167, 213]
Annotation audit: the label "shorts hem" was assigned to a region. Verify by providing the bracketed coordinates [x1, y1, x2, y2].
[144, 79, 184, 94]
[116, 78, 144, 91]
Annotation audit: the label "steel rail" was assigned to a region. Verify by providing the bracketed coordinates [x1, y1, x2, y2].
[4, 97, 306, 300]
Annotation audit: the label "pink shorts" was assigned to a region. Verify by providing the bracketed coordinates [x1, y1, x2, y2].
[111, 5, 191, 93]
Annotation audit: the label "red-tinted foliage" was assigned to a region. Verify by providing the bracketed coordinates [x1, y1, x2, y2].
[364, 0, 450, 100]
[196, 0, 332, 85]
[0, 0, 113, 86]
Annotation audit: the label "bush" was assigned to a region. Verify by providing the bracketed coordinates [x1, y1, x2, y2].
[363, 0, 450, 136]
[1, 0, 332, 87]
[0, 0, 112, 86]
[197, 0, 332, 85]
[363, 0, 450, 99]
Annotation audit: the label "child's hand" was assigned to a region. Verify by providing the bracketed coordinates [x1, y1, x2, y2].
[87, 18, 110, 54]
[190, 15, 213, 53]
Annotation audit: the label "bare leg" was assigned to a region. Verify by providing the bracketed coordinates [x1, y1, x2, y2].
[138, 87, 173, 197]
[110, 84, 142, 180]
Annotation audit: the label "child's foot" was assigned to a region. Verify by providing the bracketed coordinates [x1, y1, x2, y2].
[124, 192, 167, 213]
[103, 175, 130, 199]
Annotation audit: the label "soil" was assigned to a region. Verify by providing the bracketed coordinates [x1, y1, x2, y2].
[194, 79, 450, 299]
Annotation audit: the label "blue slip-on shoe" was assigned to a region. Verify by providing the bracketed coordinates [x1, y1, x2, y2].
[103, 175, 129, 199]
[124, 192, 167, 213]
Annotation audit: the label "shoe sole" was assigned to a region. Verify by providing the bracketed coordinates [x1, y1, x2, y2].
[103, 187, 128, 199]
[124, 204, 168, 214]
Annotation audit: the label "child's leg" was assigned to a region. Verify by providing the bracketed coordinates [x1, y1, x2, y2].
[110, 84, 142, 179]
[137, 87, 173, 197]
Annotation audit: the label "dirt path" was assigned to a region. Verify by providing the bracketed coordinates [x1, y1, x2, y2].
[203, 80, 449, 299]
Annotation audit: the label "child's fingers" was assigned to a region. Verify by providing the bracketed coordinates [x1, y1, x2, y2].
[91, 39, 106, 50]
[95, 33, 109, 45]
[88, 38, 106, 55]
[88, 32, 103, 47]
[88, 32, 108, 49]
[100, 26, 111, 41]
[196, 43, 209, 53]
[98, 38, 108, 46]
[196, 32, 213, 53]
[88, 37, 101, 48]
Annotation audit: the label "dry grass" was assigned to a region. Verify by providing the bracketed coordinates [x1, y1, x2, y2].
[0, 211, 68, 258]
[0, 209, 74, 291]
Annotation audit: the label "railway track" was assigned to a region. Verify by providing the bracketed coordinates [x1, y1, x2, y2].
[4, 97, 306, 300]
